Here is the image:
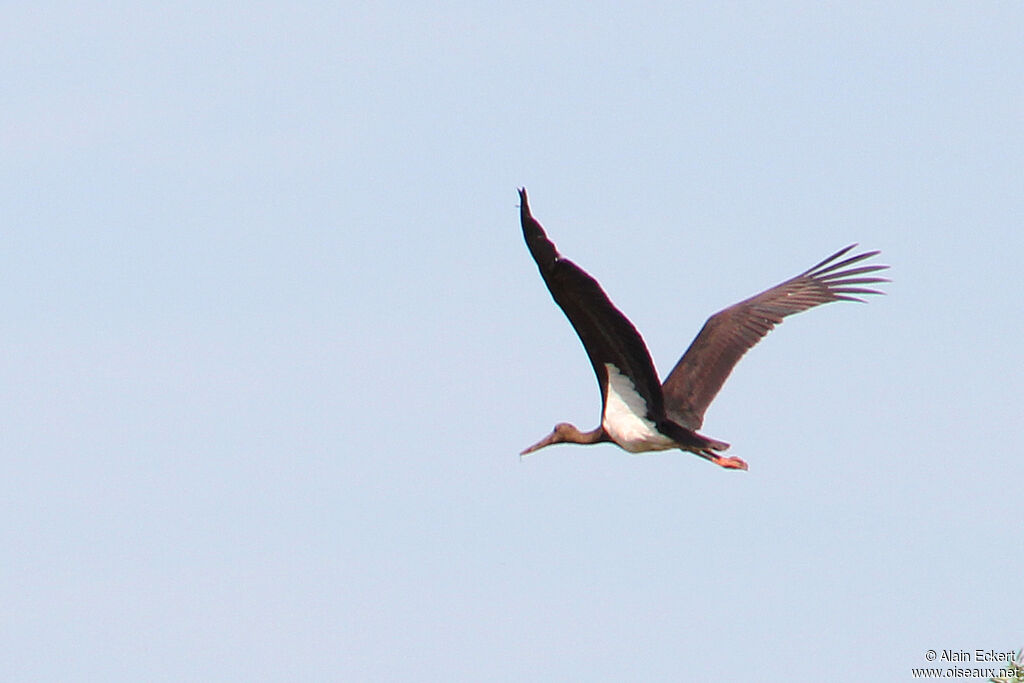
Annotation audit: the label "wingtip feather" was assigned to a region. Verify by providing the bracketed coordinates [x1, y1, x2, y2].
[801, 244, 858, 275]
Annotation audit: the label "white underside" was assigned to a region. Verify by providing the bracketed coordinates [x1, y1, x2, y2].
[601, 363, 676, 453]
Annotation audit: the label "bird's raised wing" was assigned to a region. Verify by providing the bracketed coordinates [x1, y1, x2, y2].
[519, 188, 664, 417]
[661, 245, 889, 429]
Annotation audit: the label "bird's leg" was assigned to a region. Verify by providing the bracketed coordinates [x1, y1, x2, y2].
[700, 449, 749, 471]
[711, 455, 748, 470]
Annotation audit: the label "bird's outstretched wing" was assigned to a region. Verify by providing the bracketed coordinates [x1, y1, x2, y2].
[661, 245, 889, 429]
[519, 188, 664, 417]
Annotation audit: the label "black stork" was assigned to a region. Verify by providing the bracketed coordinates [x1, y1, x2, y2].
[518, 188, 888, 470]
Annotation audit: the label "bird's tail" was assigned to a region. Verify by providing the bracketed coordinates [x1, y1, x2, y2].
[693, 432, 748, 469]
[660, 421, 746, 469]
[696, 434, 730, 452]
[660, 420, 729, 451]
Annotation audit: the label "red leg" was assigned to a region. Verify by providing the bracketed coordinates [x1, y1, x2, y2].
[709, 454, 748, 470]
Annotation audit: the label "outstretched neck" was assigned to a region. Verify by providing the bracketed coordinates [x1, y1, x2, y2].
[571, 426, 609, 444]
[520, 423, 609, 455]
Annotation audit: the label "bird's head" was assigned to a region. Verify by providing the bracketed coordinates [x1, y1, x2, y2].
[520, 422, 586, 456]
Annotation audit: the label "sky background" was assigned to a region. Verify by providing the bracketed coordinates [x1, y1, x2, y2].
[2, 2, 1022, 681]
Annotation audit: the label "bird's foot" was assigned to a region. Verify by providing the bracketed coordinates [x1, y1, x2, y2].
[710, 454, 748, 471]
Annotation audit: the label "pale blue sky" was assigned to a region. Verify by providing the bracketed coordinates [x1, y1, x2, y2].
[2, 3, 1022, 681]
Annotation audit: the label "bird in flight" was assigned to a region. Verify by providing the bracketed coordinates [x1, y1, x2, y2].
[517, 188, 888, 470]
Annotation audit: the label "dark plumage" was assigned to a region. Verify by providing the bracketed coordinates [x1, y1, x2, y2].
[518, 188, 889, 470]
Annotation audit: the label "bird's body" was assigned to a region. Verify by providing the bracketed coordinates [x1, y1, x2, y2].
[601, 363, 677, 452]
[517, 188, 888, 470]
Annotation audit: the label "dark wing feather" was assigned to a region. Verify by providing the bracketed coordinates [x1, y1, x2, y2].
[661, 244, 889, 429]
[519, 188, 665, 417]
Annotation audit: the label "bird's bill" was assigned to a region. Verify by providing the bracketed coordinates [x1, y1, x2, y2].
[520, 430, 560, 456]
